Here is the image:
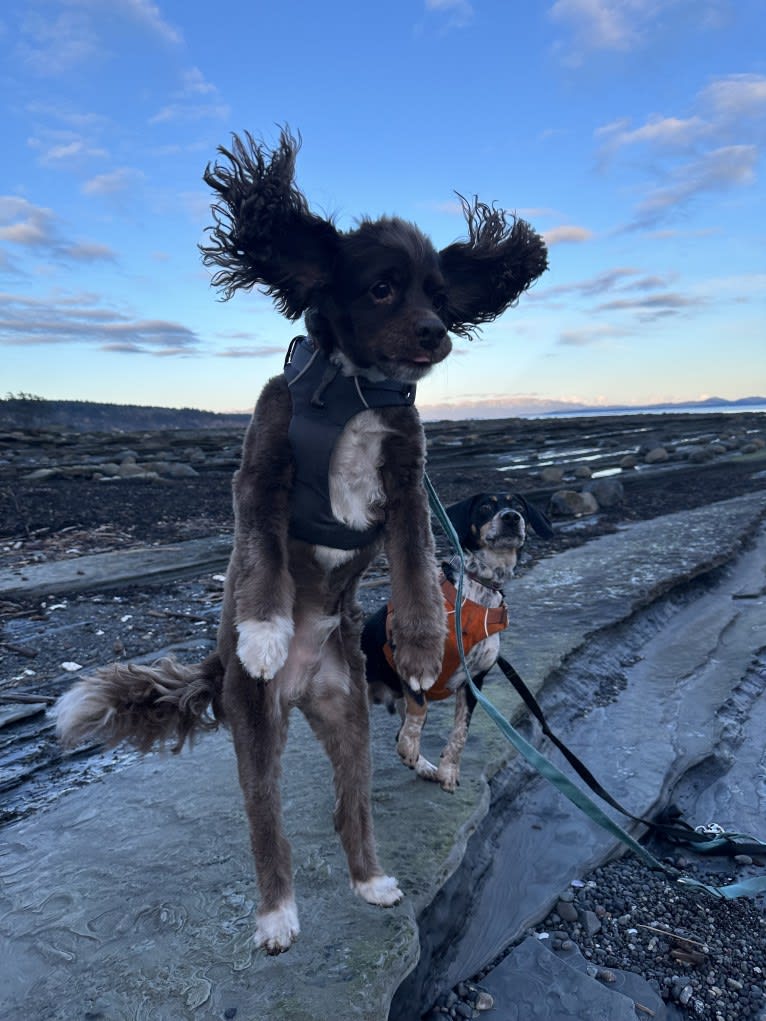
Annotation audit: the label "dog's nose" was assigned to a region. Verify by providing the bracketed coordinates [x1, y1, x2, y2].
[500, 508, 525, 532]
[416, 318, 447, 351]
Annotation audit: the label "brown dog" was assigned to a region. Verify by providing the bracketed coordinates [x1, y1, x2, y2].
[55, 130, 547, 953]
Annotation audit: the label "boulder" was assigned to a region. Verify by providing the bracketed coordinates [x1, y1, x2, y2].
[644, 447, 669, 464]
[584, 478, 624, 508]
[549, 490, 599, 518]
[541, 466, 565, 484]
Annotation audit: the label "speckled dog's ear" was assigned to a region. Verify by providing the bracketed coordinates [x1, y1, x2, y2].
[200, 128, 341, 319]
[438, 196, 548, 339]
[513, 494, 554, 538]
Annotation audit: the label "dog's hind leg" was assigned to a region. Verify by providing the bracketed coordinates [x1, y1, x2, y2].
[435, 674, 482, 792]
[303, 637, 403, 908]
[223, 663, 298, 954]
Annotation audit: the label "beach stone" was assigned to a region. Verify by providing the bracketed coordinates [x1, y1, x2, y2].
[548, 490, 599, 517]
[584, 478, 624, 508]
[644, 447, 669, 464]
[573, 465, 592, 479]
[582, 910, 602, 937]
[619, 454, 637, 469]
[540, 466, 565, 484]
[152, 461, 199, 479]
[556, 900, 579, 922]
[481, 938, 658, 1020]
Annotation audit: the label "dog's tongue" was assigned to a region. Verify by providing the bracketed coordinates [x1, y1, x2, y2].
[411, 356, 431, 365]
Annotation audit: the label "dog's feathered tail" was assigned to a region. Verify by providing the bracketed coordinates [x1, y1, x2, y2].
[55, 653, 224, 755]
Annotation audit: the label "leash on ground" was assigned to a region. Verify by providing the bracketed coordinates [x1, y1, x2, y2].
[424, 473, 766, 901]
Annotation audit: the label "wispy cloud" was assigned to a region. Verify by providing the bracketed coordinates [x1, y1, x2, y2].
[0, 196, 117, 264]
[148, 66, 228, 124]
[594, 291, 704, 319]
[82, 167, 145, 197]
[534, 266, 670, 300]
[15, 0, 182, 77]
[630, 144, 758, 229]
[559, 324, 629, 346]
[548, 1, 726, 65]
[424, 0, 474, 29]
[543, 225, 593, 245]
[28, 131, 109, 168]
[0, 290, 200, 355]
[597, 72, 766, 229]
[217, 345, 286, 358]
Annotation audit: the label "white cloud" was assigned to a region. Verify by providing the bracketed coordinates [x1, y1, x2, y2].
[82, 167, 145, 196]
[543, 225, 593, 245]
[701, 73, 766, 118]
[424, 0, 474, 28]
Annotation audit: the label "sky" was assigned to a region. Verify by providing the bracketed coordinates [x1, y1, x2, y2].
[1, 0, 765, 420]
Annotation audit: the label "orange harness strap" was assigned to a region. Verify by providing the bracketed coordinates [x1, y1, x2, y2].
[383, 574, 509, 701]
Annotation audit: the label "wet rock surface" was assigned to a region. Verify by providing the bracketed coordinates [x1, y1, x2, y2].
[1, 412, 766, 1020]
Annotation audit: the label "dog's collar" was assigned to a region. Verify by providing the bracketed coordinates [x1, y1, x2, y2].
[443, 557, 506, 593]
[284, 335, 416, 407]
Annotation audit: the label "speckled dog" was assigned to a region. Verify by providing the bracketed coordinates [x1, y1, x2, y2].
[364, 493, 552, 791]
[55, 130, 547, 954]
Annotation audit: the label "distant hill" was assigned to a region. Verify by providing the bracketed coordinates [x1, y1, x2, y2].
[539, 395, 766, 417]
[0, 396, 250, 433]
[1, 394, 764, 434]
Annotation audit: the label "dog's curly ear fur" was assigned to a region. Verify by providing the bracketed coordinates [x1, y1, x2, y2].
[200, 129, 341, 319]
[439, 196, 548, 339]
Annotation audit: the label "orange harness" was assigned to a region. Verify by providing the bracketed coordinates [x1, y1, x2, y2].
[383, 574, 509, 701]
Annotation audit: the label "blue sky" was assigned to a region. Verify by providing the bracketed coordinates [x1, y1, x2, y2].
[1, 0, 764, 419]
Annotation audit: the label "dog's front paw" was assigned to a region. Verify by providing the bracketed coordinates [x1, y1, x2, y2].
[352, 874, 403, 907]
[254, 899, 300, 954]
[236, 616, 294, 680]
[392, 644, 440, 695]
[396, 716, 424, 768]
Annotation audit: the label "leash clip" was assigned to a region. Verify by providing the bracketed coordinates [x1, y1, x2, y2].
[695, 822, 725, 837]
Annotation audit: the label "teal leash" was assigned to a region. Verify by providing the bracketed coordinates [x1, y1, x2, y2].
[424, 473, 766, 901]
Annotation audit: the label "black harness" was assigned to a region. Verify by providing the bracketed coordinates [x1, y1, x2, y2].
[283, 335, 416, 549]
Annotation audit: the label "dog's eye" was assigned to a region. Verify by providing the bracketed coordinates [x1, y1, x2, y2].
[370, 281, 393, 301]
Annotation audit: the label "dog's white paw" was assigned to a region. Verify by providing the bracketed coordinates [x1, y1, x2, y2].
[254, 900, 300, 955]
[406, 673, 436, 694]
[414, 755, 440, 782]
[353, 875, 403, 907]
[236, 616, 293, 680]
[437, 762, 460, 793]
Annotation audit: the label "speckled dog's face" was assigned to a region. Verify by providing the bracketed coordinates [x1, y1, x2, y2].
[472, 495, 527, 551]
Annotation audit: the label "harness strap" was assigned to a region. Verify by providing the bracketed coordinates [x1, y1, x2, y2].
[424, 472, 766, 901]
[383, 573, 508, 701]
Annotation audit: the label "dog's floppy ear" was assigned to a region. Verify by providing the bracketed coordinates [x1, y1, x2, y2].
[438, 196, 548, 338]
[200, 129, 341, 319]
[513, 494, 554, 539]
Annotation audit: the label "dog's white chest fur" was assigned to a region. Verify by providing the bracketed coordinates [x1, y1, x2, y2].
[313, 409, 393, 568]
